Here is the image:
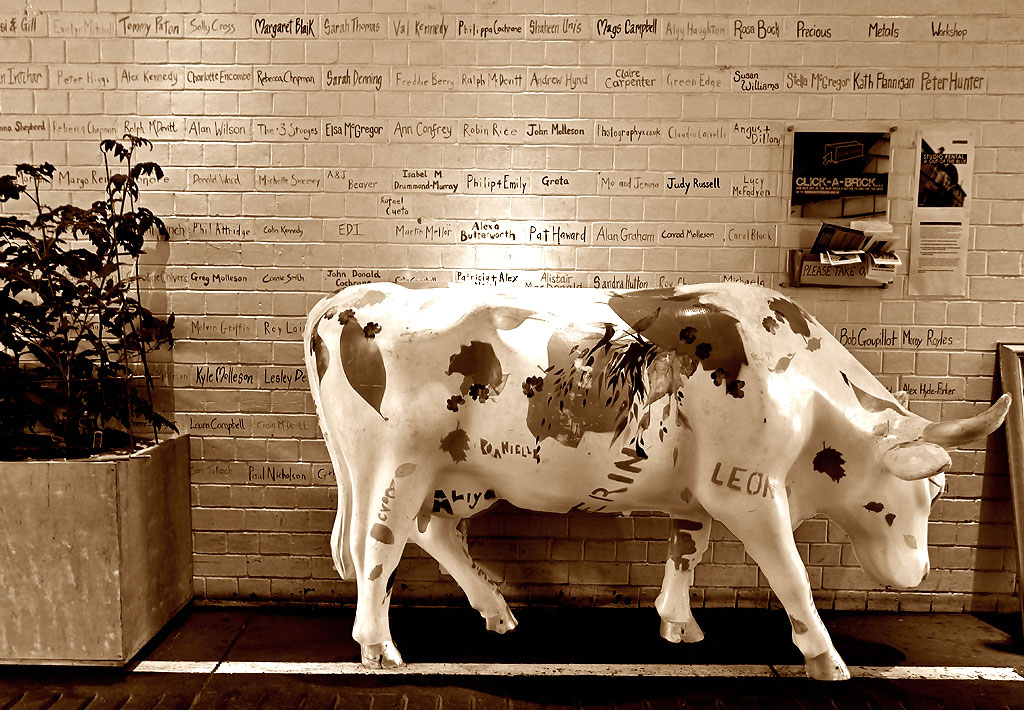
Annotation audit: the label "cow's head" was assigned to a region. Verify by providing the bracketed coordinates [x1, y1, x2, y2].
[825, 392, 1009, 589]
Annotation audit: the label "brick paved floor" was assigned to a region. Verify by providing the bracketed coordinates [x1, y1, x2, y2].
[1, 606, 1022, 709]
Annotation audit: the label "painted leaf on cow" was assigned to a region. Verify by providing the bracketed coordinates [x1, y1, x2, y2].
[340, 316, 387, 416]
[770, 354, 794, 374]
[813, 444, 846, 483]
[440, 426, 471, 463]
[630, 307, 661, 334]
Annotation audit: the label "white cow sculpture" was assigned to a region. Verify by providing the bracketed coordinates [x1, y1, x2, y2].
[304, 282, 1009, 680]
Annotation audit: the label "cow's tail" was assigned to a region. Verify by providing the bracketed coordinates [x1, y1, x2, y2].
[304, 294, 356, 581]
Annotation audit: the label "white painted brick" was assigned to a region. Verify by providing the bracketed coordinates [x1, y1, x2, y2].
[796, 94, 831, 119]
[7, 0, 1019, 608]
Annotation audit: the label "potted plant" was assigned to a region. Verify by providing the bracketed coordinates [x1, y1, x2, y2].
[0, 135, 192, 665]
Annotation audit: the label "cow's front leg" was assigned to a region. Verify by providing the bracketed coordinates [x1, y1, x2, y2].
[410, 516, 517, 634]
[350, 471, 430, 669]
[710, 498, 849, 681]
[656, 515, 711, 643]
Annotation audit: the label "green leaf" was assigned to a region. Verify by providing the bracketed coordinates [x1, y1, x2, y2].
[0, 175, 25, 202]
[0, 136, 174, 455]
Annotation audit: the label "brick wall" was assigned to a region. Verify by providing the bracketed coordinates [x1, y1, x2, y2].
[1, 0, 1021, 613]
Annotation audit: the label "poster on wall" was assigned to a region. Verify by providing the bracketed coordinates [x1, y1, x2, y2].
[909, 128, 974, 296]
[790, 131, 891, 220]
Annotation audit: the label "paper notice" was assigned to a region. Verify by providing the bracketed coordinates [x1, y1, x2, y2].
[910, 220, 968, 296]
[910, 128, 973, 296]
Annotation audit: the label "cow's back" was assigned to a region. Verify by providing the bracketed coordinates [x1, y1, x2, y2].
[306, 283, 884, 518]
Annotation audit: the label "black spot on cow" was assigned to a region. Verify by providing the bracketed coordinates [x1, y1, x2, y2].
[769, 297, 812, 338]
[363, 322, 382, 339]
[762, 316, 779, 334]
[468, 383, 490, 402]
[446, 395, 465, 412]
[340, 312, 387, 416]
[447, 341, 505, 399]
[679, 326, 697, 344]
[368, 564, 383, 581]
[370, 523, 394, 545]
[864, 501, 885, 513]
[522, 376, 544, 398]
[806, 338, 821, 352]
[667, 529, 697, 571]
[770, 354, 794, 374]
[440, 426, 470, 463]
[385, 568, 398, 598]
[353, 290, 387, 308]
[674, 533, 697, 556]
[310, 316, 331, 383]
[813, 444, 846, 483]
[885, 513, 896, 527]
[710, 369, 745, 399]
[790, 616, 809, 634]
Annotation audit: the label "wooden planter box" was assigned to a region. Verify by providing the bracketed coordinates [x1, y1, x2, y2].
[0, 435, 192, 665]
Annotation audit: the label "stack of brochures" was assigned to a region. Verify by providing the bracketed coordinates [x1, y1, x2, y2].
[810, 222, 901, 282]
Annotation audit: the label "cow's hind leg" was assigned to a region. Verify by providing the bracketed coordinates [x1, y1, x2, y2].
[656, 515, 711, 643]
[411, 516, 517, 634]
[349, 465, 432, 669]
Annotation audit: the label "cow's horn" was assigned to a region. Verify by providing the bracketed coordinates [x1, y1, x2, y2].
[922, 394, 1011, 449]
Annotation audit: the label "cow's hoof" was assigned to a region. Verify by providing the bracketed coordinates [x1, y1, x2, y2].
[361, 641, 403, 669]
[485, 606, 518, 634]
[805, 650, 850, 681]
[660, 618, 704, 644]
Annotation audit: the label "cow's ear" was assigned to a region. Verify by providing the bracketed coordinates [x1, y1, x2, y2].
[882, 441, 951, 481]
[895, 391, 910, 409]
